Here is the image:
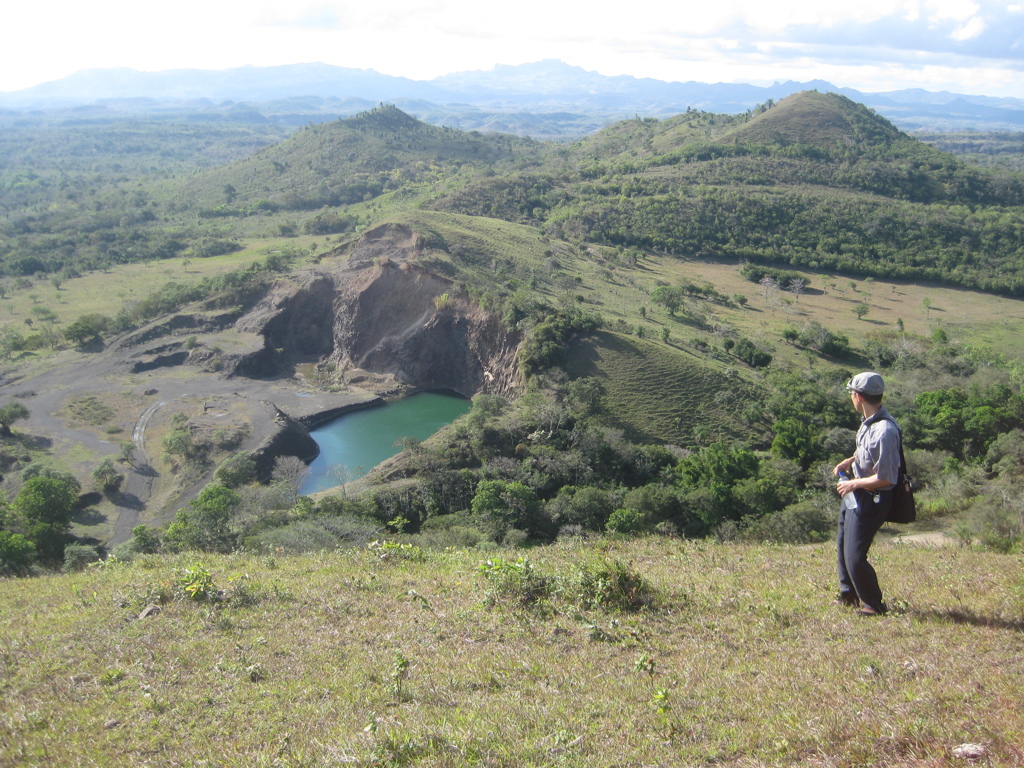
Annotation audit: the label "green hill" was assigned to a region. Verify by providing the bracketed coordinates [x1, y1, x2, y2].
[721, 90, 906, 148]
[2, 539, 1021, 766]
[172, 104, 545, 212]
[565, 331, 765, 444]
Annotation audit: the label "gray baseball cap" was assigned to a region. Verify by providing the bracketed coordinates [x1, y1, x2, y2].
[847, 371, 885, 396]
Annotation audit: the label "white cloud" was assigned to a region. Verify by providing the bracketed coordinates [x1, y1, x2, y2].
[1, 0, 1023, 97]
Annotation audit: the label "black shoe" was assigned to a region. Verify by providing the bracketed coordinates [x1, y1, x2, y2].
[856, 603, 888, 617]
[834, 592, 859, 607]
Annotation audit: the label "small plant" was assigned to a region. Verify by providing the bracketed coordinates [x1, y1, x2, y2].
[87, 557, 124, 573]
[99, 669, 126, 686]
[565, 557, 654, 612]
[478, 556, 551, 609]
[367, 540, 426, 562]
[389, 653, 411, 702]
[177, 564, 216, 601]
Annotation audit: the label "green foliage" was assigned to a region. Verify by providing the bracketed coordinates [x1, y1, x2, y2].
[771, 417, 824, 469]
[0, 530, 35, 572]
[740, 500, 834, 544]
[606, 508, 649, 535]
[62, 542, 99, 572]
[177, 564, 217, 601]
[367, 539, 426, 562]
[164, 484, 241, 552]
[215, 453, 259, 488]
[91, 458, 123, 493]
[739, 264, 809, 291]
[129, 525, 162, 555]
[909, 383, 1024, 460]
[518, 308, 602, 377]
[0, 401, 30, 435]
[564, 557, 654, 612]
[733, 337, 772, 368]
[477, 556, 551, 609]
[62, 314, 109, 348]
[650, 284, 684, 316]
[471, 479, 546, 540]
[675, 442, 761, 532]
[302, 208, 356, 235]
[11, 475, 78, 563]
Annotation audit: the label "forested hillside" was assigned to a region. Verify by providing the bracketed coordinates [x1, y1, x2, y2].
[1, 91, 1023, 573]
[4, 93, 1024, 292]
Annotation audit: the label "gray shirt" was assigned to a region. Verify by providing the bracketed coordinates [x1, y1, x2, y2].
[853, 406, 901, 489]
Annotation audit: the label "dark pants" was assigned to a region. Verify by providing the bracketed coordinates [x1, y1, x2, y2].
[837, 490, 891, 611]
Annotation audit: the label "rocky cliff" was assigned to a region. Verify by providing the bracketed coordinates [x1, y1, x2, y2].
[232, 222, 522, 398]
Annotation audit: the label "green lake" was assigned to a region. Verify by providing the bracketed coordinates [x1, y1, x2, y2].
[299, 391, 471, 494]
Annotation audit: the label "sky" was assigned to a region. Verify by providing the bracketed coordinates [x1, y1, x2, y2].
[2, 0, 1022, 97]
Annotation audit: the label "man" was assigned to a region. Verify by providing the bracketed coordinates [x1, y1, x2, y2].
[833, 371, 901, 616]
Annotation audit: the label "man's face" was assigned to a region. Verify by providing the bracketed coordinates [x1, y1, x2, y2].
[850, 390, 862, 415]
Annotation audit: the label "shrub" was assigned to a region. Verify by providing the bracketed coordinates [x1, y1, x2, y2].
[563, 557, 655, 612]
[0, 530, 35, 573]
[215, 454, 258, 488]
[741, 500, 834, 544]
[478, 556, 551, 609]
[62, 542, 100, 572]
[243, 515, 381, 553]
[606, 508, 649, 535]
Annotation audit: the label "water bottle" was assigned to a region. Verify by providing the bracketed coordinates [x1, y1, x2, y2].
[838, 472, 858, 511]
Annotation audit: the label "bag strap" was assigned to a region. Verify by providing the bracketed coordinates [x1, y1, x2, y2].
[882, 415, 910, 481]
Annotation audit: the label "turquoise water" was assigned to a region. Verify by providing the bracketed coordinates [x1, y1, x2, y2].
[299, 392, 471, 495]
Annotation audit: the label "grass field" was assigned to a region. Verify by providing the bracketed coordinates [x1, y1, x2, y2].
[0, 237, 324, 335]
[566, 331, 765, 445]
[1, 536, 1021, 767]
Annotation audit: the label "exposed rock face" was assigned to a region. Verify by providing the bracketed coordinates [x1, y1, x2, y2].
[247, 400, 320, 480]
[232, 223, 522, 398]
[236, 270, 337, 355]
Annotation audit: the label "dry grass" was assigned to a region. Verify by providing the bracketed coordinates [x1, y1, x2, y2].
[2, 537, 1022, 767]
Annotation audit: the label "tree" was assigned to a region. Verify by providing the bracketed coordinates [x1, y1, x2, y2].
[0, 328, 26, 360]
[129, 524, 162, 555]
[12, 475, 79, 562]
[0, 401, 30, 436]
[650, 285, 683, 317]
[164, 483, 241, 552]
[92, 458, 123, 494]
[566, 377, 603, 415]
[0, 531, 35, 572]
[471, 480, 546, 540]
[63, 314, 109, 349]
[853, 303, 869, 321]
[770, 418, 823, 469]
[118, 441, 138, 468]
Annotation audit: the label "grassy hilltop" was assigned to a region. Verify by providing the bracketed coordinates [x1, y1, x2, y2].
[2, 538, 1022, 766]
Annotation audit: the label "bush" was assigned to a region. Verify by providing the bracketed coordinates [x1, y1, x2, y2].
[62, 542, 100, 572]
[478, 557, 551, 609]
[215, 454, 259, 488]
[606, 508, 648, 535]
[0, 530, 35, 573]
[562, 557, 655, 612]
[243, 515, 381, 553]
[741, 500, 834, 544]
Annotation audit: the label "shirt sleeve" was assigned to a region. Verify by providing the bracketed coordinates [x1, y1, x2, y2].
[873, 422, 901, 487]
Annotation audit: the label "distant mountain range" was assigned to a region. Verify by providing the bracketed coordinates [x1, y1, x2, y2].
[3, 59, 1023, 135]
